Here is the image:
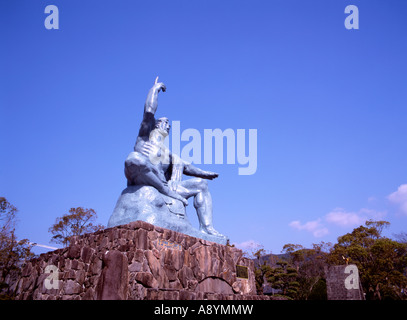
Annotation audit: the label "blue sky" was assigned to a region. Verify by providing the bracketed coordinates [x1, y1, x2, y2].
[1, 0, 407, 255]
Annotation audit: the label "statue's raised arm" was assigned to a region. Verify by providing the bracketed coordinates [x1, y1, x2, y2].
[137, 77, 167, 140]
[144, 76, 166, 114]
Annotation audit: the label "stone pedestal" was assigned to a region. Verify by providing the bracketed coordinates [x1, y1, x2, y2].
[107, 185, 228, 245]
[12, 221, 269, 300]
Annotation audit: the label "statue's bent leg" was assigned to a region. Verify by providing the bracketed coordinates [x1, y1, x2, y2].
[177, 178, 225, 237]
[125, 152, 188, 205]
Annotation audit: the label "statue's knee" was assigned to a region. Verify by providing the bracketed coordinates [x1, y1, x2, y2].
[196, 178, 208, 191]
[125, 152, 146, 167]
[125, 152, 147, 182]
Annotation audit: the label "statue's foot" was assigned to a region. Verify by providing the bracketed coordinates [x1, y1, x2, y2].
[200, 225, 226, 238]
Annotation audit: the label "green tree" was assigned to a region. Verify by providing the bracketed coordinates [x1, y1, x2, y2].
[281, 243, 305, 271]
[0, 197, 35, 299]
[252, 248, 274, 294]
[328, 220, 407, 300]
[267, 260, 299, 299]
[48, 207, 104, 246]
[281, 242, 331, 300]
[307, 278, 327, 300]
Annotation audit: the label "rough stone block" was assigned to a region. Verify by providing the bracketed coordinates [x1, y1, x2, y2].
[196, 277, 234, 294]
[67, 245, 81, 259]
[65, 280, 82, 295]
[96, 250, 128, 300]
[81, 246, 95, 264]
[135, 272, 158, 288]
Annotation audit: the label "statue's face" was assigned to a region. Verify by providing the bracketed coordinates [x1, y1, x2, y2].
[155, 118, 170, 136]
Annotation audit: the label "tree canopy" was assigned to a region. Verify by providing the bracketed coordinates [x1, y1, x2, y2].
[48, 207, 104, 246]
[328, 220, 407, 300]
[255, 220, 407, 300]
[0, 197, 35, 299]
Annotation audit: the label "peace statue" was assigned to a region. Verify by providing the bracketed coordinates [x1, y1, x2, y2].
[108, 78, 227, 244]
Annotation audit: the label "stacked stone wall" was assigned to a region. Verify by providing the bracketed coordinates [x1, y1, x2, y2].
[11, 221, 273, 300]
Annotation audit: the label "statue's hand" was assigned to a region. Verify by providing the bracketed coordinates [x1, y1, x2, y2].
[153, 76, 166, 92]
[203, 171, 219, 180]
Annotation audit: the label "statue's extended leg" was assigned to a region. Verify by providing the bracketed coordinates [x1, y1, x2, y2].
[177, 178, 225, 238]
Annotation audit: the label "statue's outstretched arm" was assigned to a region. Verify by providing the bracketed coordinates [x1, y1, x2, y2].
[182, 161, 219, 180]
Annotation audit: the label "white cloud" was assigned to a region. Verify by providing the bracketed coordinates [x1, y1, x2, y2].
[388, 184, 407, 216]
[325, 207, 386, 227]
[289, 205, 387, 238]
[325, 208, 366, 227]
[289, 219, 329, 237]
[233, 240, 262, 251]
[359, 208, 387, 220]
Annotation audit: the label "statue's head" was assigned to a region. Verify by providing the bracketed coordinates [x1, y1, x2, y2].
[155, 117, 170, 137]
